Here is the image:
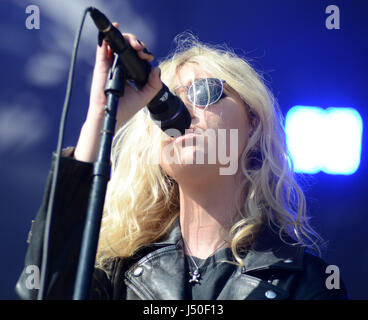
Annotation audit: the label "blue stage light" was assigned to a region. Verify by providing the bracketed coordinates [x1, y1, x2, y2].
[285, 106, 362, 175]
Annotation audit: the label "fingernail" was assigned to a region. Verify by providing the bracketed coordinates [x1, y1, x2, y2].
[98, 32, 104, 47]
[143, 48, 153, 55]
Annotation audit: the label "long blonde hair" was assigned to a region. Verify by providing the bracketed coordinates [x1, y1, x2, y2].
[96, 33, 322, 267]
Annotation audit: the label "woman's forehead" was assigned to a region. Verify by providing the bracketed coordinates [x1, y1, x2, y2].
[175, 63, 212, 88]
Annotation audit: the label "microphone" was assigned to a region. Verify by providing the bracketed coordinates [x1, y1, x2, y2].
[88, 7, 191, 136]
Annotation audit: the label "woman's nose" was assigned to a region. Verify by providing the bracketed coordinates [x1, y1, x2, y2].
[177, 91, 198, 120]
[186, 103, 196, 119]
[181, 96, 196, 118]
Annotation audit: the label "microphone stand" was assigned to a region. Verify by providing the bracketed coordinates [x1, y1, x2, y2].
[73, 54, 125, 299]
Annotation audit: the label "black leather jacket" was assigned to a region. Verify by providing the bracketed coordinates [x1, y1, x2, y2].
[15, 151, 348, 300]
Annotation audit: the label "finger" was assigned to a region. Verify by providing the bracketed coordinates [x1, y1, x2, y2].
[121, 33, 154, 61]
[149, 67, 162, 90]
[137, 39, 146, 47]
[107, 43, 114, 59]
[122, 33, 143, 50]
[119, 32, 154, 59]
[96, 39, 108, 61]
[94, 41, 113, 75]
[137, 48, 154, 62]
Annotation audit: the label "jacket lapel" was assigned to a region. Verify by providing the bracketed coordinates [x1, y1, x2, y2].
[242, 224, 305, 273]
[217, 270, 290, 300]
[125, 220, 187, 300]
[217, 225, 305, 300]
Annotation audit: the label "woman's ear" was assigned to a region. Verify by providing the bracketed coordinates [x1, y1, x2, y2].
[247, 106, 258, 138]
[249, 126, 255, 138]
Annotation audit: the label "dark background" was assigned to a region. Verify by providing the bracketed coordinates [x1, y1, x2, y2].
[0, 0, 366, 299]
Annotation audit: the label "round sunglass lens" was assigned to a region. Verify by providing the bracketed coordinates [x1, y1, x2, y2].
[188, 78, 223, 107]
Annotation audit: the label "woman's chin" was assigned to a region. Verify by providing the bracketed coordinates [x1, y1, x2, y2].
[162, 146, 211, 166]
[161, 156, 220, 182]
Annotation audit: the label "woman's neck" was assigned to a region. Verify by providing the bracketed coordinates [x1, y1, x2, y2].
[178, 173, 242, 259]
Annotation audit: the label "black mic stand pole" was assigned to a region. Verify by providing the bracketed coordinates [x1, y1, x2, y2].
[73, 54, 125, 300]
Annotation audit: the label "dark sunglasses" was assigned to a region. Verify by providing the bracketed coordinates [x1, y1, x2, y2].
[175, 78, 226, 108]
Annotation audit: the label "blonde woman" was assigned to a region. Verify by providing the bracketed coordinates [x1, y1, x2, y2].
[16, 30, 348, 300]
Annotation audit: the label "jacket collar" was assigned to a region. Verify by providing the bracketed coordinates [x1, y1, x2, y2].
[135, 218, 304, 273]
[242, 223, 305, 272]
[125, 218, 305, 300]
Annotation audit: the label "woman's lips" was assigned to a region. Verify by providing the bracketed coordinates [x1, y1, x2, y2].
[175, 133, 198, 143]
[174, 128, 202, 143]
